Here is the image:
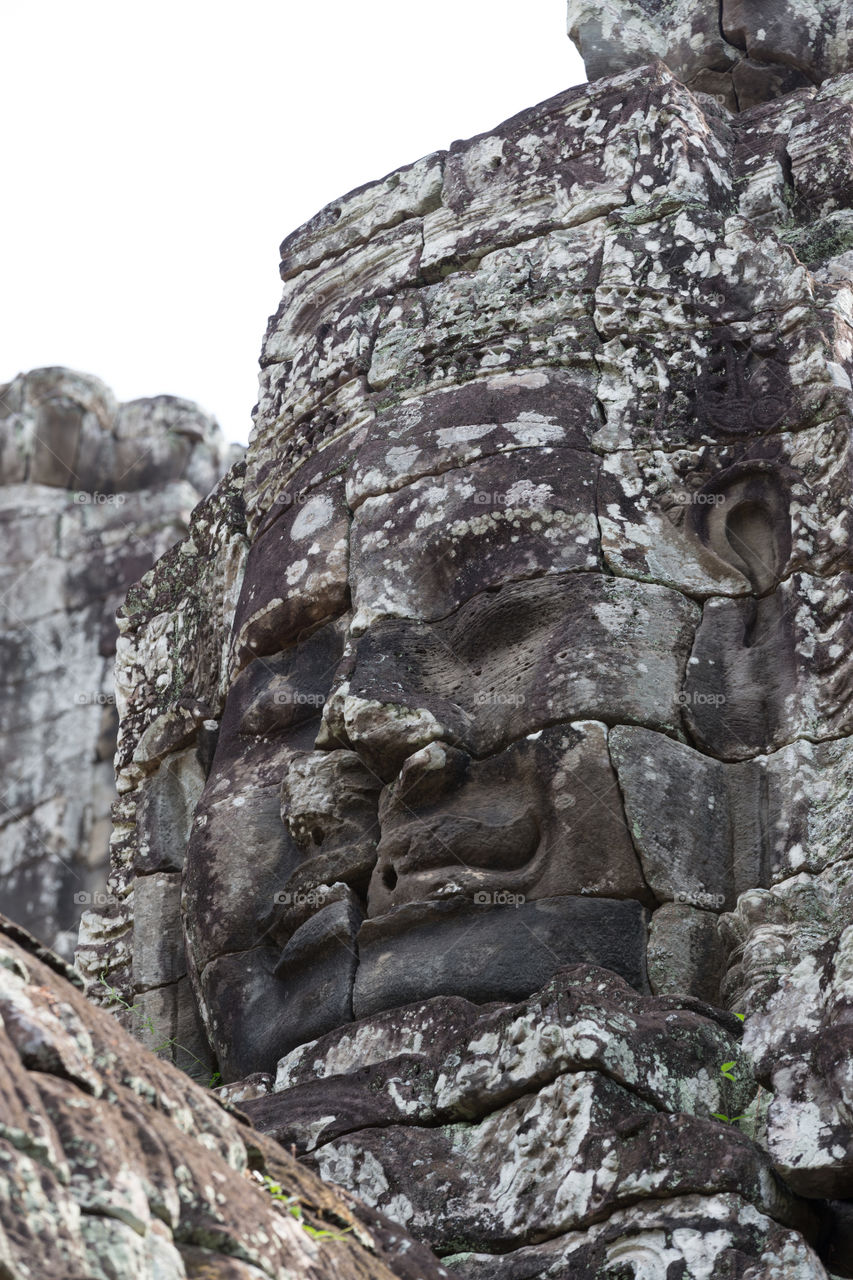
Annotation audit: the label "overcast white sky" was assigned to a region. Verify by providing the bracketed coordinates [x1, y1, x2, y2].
[1, 2, 585, 444]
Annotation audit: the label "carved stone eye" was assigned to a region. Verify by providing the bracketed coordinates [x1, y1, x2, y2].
[238, 678, 319, 736]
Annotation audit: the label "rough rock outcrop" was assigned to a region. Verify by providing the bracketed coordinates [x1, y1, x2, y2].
[235, 965, 833, 1275]
[77, 2, 853, 1275]
[0, 368, 232, 959]
[0, 913, 448, 1279]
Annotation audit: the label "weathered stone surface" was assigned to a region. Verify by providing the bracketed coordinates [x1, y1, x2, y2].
[684, 572, 853, 759]
[0, 914, 449, 1279]
[76, 461, 248, 1062]
[255, 967, 753, 1146]
[131, 871, 185, 989]
[723, 865, 853, 1200]
[0, 368, 230, 959]
[368, 228, 602, 403]
[445, 1194, 828, 1279]
[240, 966, 822, 1269]
[130, 975, 214, 1079]
[349, 447, 599, 628]
[646, 901, 726, 1003]
[273, 894, 362, 1054]
[133, 746, 206, 874]
[277, 152, 444, 280]
[232, 467, 350, 667]
[315, 1077, 783, 1255]
[328, 574, 698, 770]
[84, 16, 853, 1273]
[345, 371, 598, 508]
[599, 421, 853, 595]
[366, 724, 647, 918]
[610, 727, 761, 911]
[199, 945, 299, 1082]
[567, 0, 852, 107]
[0, 367, 227, 495]
[613, 727, 853, 904]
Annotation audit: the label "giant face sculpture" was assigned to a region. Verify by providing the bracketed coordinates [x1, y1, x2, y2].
[169, 57, 853, 1083]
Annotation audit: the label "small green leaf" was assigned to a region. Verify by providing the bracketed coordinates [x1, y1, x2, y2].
[734, 1012, 745, 1022]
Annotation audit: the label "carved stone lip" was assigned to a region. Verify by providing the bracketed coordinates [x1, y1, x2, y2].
[359, 890, 648, 940]
[353, 895, 652, 1016]
[374, 809, 540, 876]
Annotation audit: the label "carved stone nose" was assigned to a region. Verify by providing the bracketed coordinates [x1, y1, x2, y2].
[391, 742, 470, 811]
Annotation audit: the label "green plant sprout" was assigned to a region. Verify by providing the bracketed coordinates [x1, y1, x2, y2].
[712, 1059, 744, 1123]
[259, 1175, 353, 1241]
[712, 1044, 767, 1134]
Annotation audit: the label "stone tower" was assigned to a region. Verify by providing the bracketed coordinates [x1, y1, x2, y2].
[0, 368, 231, 957]
[81, 2, 853, 1273]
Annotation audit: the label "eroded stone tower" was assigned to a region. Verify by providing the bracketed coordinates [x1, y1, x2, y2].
[80, 3, 853, 1273]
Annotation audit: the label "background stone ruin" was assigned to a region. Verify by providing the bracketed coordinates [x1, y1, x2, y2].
[0, 367, 234, 957]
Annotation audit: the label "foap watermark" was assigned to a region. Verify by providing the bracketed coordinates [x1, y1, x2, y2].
[675, 889, 726, 911]
[473, 490, 520, 507]
[73, 491, 127, 506]
[677, 691, 727, 708]
[75, 692, 116, 707]
[74, 891, 119, 907]
[273, 691, 326, 708]
[670, 488, 726, 508]
[473, 890, 526, 907]
[271, 489, 317, 510]
[274, 888, 332, 909]
[472, 489, 556, 511]
[473, 690, 526, 708]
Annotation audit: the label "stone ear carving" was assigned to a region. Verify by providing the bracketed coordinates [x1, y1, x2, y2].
[683, 465, 796, 756]
[688, 464, 792, 595]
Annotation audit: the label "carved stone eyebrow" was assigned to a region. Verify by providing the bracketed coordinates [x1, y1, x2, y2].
[567, 0, 853, 109]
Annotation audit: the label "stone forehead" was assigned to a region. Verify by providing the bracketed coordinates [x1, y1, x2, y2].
[251, 65, 694, 526]
[246, 46, 848, 532]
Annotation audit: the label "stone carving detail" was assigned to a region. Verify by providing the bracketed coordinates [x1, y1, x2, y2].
[77, 9, 853, 1277]
[696, 338, 794, 434]
[0, 367, 231, 958]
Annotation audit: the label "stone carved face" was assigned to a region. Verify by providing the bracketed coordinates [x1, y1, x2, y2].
[180, 67, 853, 1080]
